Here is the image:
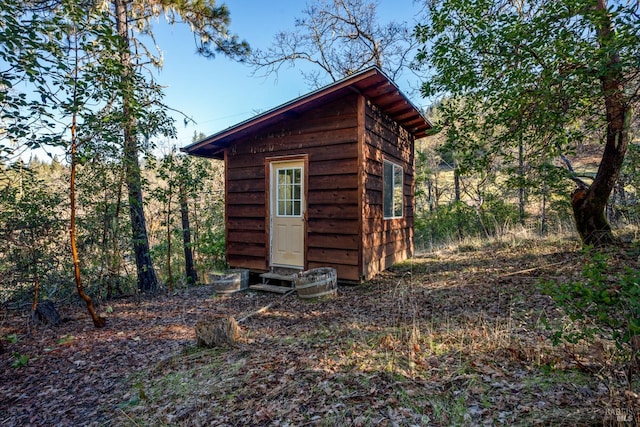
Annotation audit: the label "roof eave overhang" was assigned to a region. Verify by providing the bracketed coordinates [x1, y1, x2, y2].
[182, 67, 431, 158]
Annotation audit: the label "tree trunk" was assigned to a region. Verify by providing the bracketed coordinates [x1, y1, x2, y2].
[571, 110, 630, 246]
[166, 183, 173, 292]
[518, 139, 526, 225]
[571, 0, 631, 246]
[69, 24, 105, 328]
[191, 197, 201, 266]
[180, 184, 197, 284]
[71, 119, 106, 328]
[107, 166, 125, 299]
[540, 187, 547, 236]
[100, 172, 110, 290]
[31, 299, 61, 326]
[571, 188, 614, 245]
[115, 0, 158, 292]
[124, 111, 158, 293]
[31, 243, 39, 314]
[454, 168, 461, 202]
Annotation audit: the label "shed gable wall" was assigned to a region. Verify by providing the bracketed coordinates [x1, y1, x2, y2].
[225, 94, 362, 280]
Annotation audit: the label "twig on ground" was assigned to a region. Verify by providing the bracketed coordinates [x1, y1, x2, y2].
[501, 260, 568, 277]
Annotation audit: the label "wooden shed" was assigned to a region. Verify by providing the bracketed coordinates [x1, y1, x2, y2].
[183, 67, 431, 282]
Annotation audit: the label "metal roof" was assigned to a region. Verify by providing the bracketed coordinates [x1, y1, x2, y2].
[182, 66, 431, 158]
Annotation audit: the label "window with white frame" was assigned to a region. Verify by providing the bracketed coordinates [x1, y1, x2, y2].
[276, 167, 302, 217]
[383, 160, 403, 219]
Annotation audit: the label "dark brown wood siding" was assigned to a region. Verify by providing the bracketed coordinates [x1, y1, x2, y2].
[225, 94, 361, 280]
[361, 99, 414, 280]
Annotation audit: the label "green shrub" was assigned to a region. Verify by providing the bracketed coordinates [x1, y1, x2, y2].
[197, 226, 227, 272]
[541, 249, 640, 375]
[479, 197, 521, 233]
[415, 199, 520, 249]
[415, 201, 475, 248]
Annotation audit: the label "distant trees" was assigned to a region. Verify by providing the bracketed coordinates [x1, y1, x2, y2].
[0, 154, 225, 307]
[0, 0, 247, 325]
[0, 165, 65, 313]
[152, 147, 210, 290]
[416, 0, 640, 245]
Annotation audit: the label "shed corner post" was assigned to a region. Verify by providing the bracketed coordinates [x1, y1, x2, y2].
[223, 148, 231, 268]
[357, 94, 367, 280]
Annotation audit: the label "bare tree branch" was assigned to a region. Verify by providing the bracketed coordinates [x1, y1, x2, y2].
[248, 0, 420, 88]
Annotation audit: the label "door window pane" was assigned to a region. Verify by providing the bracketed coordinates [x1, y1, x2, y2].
[276, 167, 302, 217]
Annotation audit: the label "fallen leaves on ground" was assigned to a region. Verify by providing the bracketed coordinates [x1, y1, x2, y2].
[1, 237, 638, 426]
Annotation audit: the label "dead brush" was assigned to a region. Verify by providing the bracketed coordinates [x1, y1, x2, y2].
[447, 311, 514, 352]
[383, 264, 538, 373]
[382, 272, 424, 374]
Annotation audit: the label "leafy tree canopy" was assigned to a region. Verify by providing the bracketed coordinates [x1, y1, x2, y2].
[416, 0, 640, 244]
[417, 0, 638, 154]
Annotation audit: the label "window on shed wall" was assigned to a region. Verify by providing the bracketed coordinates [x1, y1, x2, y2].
[383, 160, 403, 219]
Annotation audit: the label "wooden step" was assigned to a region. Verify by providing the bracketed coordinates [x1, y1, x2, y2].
[249, 284, 294, 294]
[260, 271, 298, 281]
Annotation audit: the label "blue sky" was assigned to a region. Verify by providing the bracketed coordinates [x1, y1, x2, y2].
[151, 0, 427, 150]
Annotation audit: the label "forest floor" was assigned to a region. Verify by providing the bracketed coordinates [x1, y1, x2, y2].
[1, 235, 639, 426]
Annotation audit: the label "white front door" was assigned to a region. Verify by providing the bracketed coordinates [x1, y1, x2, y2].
[270, 160, 305, 268]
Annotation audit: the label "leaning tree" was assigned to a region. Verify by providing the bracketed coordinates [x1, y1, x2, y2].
[416, 0, 639, 245]
[1, 0, 114, 326]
